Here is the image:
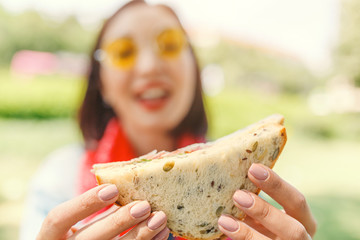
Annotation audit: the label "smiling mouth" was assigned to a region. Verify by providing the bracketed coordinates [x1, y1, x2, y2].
[136, 87, 170, 111]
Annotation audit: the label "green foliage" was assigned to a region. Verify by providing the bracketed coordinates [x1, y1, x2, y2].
[0, 70, 85, 118]
[262, 194, 360, 240]
[354, 72, 360, 87]
[195, 40, 318, 93]
[309, 195, 360, 240]
[333, 0, 360, 86]
[205, 89, 360, 141]
[0, 6, 96, 66]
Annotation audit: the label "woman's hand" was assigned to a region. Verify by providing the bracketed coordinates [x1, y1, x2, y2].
[218, 163, 317, 240]
[37, 184, 170, 240]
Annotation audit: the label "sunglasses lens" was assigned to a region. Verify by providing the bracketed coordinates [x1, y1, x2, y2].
[102, 29, 186, 69]
[157, 29, 185, 58]
[105, 38, 136, 69]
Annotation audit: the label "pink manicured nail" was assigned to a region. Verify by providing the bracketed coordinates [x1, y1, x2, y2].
[233, 190, 254, 208]
[153, 227, 170, 240]
[130, 201, 151, 218]
[98, 185, 118, 201]
[249, 164, 269, 180]
[147, 211, 166, 230]
[218, 215, 239, 232]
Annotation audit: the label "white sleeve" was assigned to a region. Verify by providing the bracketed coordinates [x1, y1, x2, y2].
[19, 144, 83, 240]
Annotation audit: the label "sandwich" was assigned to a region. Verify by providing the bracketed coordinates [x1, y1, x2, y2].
[92, 114, 287, 240]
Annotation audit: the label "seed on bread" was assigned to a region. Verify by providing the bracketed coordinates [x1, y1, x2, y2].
[257, 148, 268, 161]
[197, 222, 210, 227]
[272, 147, 280, 161]
[252, 141, 258, 152]
[216, 206, 225, 217]
[163, 161, 175, 172]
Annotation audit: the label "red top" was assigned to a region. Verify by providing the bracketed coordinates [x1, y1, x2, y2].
[78, 118, 205, 239]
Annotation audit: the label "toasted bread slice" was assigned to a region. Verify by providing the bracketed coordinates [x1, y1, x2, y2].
[93, 114, 287, 240]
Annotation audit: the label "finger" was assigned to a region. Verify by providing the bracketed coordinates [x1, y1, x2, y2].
[248, 163, 317, 236]
[152, 227, 171, 240]
[233, 190, 310, 240]
[70, 200, 151, 239]
[82, 204, 120, 225]
[114, 227, 170, 240]
[243, 215, 276, 239]
[119, 211, 168, 240]
[218, 215, 271, 240]
[37, 184, 119, 240]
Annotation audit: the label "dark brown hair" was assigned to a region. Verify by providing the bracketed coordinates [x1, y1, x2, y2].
[78, 0, 208, 149]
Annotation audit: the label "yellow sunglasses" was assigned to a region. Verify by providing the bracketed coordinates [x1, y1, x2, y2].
[95, 28, 187, 70]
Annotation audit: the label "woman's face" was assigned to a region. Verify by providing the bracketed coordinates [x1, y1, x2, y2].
[99, 5, 196, 133]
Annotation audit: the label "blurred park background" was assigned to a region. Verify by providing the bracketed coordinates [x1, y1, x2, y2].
[1, 0, 360, 239]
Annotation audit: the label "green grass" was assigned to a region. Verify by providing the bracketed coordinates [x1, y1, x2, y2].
[261, 193, 360, 240]
[0, 119, 82, 239]
[0, 69, 85, 118]
[0, 119, 81, 203]
[309, 195, 360, 240]
[206, 89, 360, 142]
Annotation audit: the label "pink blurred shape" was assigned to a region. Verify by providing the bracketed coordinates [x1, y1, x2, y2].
[10, 50, 58, 76]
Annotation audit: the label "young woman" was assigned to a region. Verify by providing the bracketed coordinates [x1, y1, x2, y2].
[22, 1, 316, 239]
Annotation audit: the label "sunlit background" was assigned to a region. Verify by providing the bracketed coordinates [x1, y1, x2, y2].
[0, 0, 360, 239]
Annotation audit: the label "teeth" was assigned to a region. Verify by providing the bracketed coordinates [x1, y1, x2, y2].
[140, 88, 167, 100]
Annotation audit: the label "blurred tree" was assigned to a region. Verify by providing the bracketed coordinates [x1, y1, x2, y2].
[195, 40, 317, 94]
[0, 6, 96, 66]
[333, 0, 360, 87]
